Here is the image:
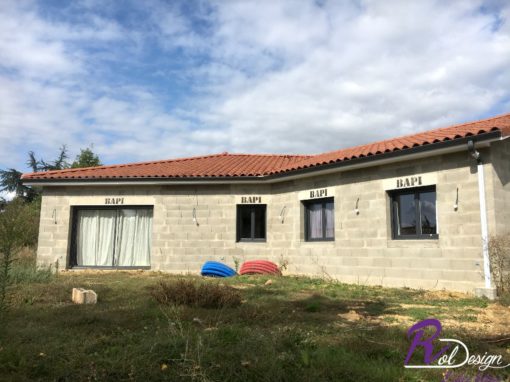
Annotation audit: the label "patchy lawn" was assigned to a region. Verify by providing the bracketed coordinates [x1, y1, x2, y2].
[0, 271, 509, 381]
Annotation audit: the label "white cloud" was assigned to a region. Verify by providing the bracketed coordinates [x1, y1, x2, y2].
[0, 1, 123, 78]
[0, 0, 509, 173]
[198, 0, 510, 153]
[0, 191, 15, 202]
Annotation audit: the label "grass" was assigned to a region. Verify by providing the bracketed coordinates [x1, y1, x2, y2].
[8, 255, 55, 285]
[150, 279, 242, 308]
[499, 291, 510, 307]
[0, 271, 508, 381]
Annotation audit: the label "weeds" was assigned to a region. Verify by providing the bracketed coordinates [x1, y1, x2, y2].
[232, 257, 241, 273]
[151, 279, 242, 309]
[1, 272, 507, 381]
[9, 256, 54, 285]
[489, 234, 510, 293]
[158, 305, 211, 381]
[0, 199, 40, 313]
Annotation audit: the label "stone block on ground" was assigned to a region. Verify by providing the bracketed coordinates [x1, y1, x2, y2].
[72, 288, 97, 304]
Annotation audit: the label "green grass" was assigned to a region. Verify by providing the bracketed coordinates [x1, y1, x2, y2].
[498, 291, 510, 307]
[8, 256, 55, 285]
[0, 272, 508, 382]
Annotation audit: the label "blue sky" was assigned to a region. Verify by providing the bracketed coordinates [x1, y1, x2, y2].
[1, 0, 510, 178]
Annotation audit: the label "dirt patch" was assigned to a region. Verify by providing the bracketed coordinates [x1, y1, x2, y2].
[399, 303, 442, 309]
[421, 290, 473, 300]
[337, 310, 363, 322]
[379, 303, 510, 336]
[230, 283, 257, 290]
[60, 269, 156, 277]
[468, 303, 510, 336]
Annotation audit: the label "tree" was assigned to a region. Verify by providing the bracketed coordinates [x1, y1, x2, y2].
[0, 169, 36, 202]
[31, 145, 70, 171]
[71, 147, 102, 168]
[0, 146, 70, 202]
[0, 199, 40, 313]
[0, 169, 24, 196]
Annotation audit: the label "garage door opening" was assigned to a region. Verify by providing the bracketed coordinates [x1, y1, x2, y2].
[70, 206, 153, 268]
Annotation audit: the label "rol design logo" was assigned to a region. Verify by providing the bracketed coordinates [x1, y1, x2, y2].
[404, 319, 509, 371]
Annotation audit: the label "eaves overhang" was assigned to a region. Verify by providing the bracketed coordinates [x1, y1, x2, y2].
[22, 131, 503, 187]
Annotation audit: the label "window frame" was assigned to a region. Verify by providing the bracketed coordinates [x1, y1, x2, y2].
[303, 197, 335, 242]
[69, 205, 154, 269]
[389, 186, 438, 240]
[236, 204, 267, 242]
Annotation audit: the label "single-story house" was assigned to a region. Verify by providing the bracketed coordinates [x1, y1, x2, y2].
[22, 113, 510, 298]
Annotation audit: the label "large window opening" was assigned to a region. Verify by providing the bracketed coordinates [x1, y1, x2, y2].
[71, 206, 153, 268]
[390, 187, 438, 239]
[236, 204, 266, 242]
[303, 197, 335, 241]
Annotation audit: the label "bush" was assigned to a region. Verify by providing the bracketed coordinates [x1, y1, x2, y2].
[151, 279, 242, 308]
[9, 249, 54, 284]
[0, 198, 41, 312]
[488, 234, 510, 293]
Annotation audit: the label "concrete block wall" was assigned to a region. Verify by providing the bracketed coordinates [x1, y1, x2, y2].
[489, 139, 510, 236]
[36, 148, 503, 293]
[265, 152, 486, 292]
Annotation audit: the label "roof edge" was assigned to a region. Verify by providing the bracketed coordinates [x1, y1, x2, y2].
[20, 152, 311, 180]
[23, 131, 502, 186]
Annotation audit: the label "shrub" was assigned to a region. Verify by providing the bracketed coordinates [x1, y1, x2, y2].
[488, 234, 510, 293]
[0, 198, 40, 312]
[9, 249, 54, 284]
[151, 279, 242, 309]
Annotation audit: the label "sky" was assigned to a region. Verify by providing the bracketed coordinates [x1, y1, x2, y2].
[1, 0, 510, 178]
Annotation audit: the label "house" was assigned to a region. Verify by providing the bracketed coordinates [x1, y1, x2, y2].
[22, 113, 510, 298]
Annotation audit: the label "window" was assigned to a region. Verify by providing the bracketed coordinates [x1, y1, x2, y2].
[390, 187, 437, 239]
[304, 198, 335, 241]
[71, 206, 153, 268]
[236, 204, 266, 242]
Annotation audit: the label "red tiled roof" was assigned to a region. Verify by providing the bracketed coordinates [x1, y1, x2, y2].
[21, 113, 510, 181]
[275, 112, 510, 174]
[21, 153, 311, 180]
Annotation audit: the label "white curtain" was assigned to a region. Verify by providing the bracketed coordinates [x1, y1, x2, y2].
[308, 203, 323, 239]
[76, 210, 116, 266]
[325, 202, 335, 238]
[114, 209, 152, 266]
[76, 208, 152, 267]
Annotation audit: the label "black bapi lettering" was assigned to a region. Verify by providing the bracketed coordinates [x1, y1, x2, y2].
[241, 196, 261, 203]
[397, 176, 424, 189]
[310, 188, 327, 198]
[105, 198, 124, 205]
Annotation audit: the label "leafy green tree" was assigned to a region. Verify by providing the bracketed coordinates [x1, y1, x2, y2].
[71, 147, 102, 168]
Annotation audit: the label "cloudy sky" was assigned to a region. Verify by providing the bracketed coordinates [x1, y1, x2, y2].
[1, 0, 510, 174]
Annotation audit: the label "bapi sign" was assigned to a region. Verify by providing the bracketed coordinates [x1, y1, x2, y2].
[396, 176, 423, 189]
[404, 319, 509, 371]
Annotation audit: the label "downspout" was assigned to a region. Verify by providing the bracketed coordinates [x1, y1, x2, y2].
[467, 140, 492, 289]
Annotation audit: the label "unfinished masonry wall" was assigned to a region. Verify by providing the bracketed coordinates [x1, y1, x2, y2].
[37, 149, 495, 293]
[489, 139, 510, 236]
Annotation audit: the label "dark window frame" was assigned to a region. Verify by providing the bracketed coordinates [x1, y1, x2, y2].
[303, 197, 335, 242]
[236, 204, 267, 242]
[389, 186, 438, 240]
[69, 205, 154, 269]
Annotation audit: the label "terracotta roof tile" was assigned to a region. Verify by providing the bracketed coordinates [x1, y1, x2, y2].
[21, 153, 311, 180]
[21, 112, 510, 181]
